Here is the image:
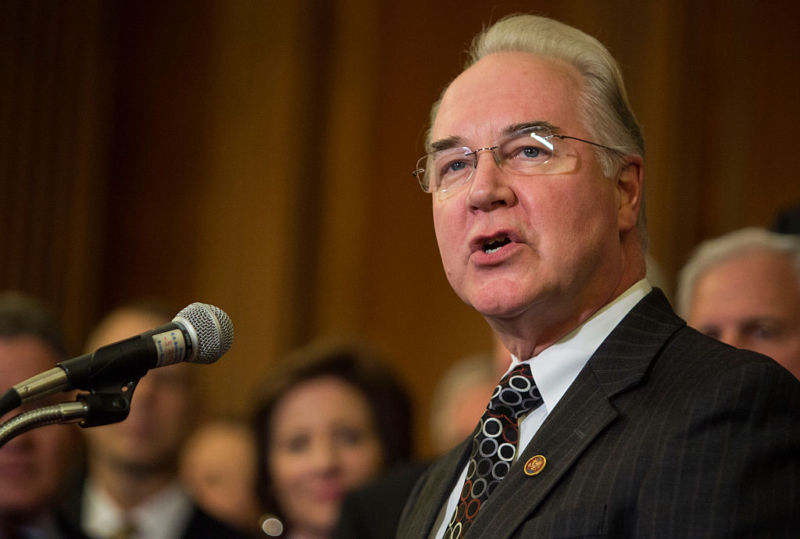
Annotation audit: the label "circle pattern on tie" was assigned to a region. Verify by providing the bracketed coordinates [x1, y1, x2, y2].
[444, 362, 543, 538]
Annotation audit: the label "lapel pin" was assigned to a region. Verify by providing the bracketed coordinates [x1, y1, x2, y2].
[524, 455, 546, 476]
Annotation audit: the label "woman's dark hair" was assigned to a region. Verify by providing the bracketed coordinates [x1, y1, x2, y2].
[252, 339, 413, 520]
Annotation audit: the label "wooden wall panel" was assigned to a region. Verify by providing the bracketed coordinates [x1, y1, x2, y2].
[189, 0, 328, 416]
[0, 0, 111, 352]
[4, 0, 799, 456]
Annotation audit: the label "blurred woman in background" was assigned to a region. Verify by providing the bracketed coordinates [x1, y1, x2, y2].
[252, 340, 412, 538]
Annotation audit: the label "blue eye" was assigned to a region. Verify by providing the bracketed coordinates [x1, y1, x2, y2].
[437, 157, 472, 184]
[521, 146, 541, 158]
[447, 160, 468, 172]
[503, 131, 554, 165]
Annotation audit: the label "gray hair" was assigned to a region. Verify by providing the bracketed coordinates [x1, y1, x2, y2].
[676, 227, 800, 317]
[426, 14, 647, 247]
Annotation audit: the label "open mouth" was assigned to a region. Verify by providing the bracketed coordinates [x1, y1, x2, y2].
[483, 235, 511, 254]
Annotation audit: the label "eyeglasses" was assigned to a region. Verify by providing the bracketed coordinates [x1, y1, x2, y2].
[412, 125, 623, 194]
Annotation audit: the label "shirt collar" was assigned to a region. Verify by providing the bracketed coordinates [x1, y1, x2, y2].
[83, 479, 193, 539]
[130, 482, 193, 539]
[509, 279, 652, 415]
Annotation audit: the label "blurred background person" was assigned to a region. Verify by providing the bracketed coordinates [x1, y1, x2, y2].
[60, 300, 247, 539]
[0, 291, 85, 538]
[252, 340, 412, 538]
[677, 227, 800, 379]
[179, 418, 261, 534]
[427, 353, 495, 455]
[428, 337, 509, 454]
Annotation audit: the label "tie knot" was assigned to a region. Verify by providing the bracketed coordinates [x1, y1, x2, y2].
[487, 362, 541, 420]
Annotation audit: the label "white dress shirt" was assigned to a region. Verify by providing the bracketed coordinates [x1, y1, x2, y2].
[432, 280, 652, 538]
[82, 479, 193, 539]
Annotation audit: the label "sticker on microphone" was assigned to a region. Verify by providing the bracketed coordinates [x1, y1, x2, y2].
[152, 330, 187, 366]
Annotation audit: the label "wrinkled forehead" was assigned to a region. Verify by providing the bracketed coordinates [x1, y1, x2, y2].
[431, 52, 585, 147]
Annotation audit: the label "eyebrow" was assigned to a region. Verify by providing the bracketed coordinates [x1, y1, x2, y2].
[427, 120, 563, 153]
[428, 135, 464, 153]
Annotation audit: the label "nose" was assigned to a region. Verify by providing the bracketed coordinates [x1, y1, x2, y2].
[466, 147, 516, 211]
[308, 438, 339, 474]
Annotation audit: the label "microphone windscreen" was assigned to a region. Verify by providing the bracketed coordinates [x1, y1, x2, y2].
[174, 303, 234, 363]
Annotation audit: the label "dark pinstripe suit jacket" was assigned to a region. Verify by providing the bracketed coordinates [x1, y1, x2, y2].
[398, 289, 800, 538]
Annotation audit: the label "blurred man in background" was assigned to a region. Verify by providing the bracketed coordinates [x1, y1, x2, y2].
[678, 227, 800, 379]
[60, 300, 246, 539]
[0, 291, 85, 538]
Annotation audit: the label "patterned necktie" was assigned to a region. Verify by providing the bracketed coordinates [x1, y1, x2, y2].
[444, 362, 542, 538]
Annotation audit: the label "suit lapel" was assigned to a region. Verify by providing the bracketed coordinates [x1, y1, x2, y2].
[465, 365, 617, 537]
[399, 437, 471, 538]
[466, 289, 685, 537]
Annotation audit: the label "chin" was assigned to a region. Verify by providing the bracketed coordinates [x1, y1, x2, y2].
[470, 295, 529, 319]
[465, 280, 537, 318]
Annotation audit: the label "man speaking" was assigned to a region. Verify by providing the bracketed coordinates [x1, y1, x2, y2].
[399, 14, 800, 538]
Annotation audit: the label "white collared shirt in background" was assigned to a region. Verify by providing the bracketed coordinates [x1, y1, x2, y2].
[82, 479, 193, 539]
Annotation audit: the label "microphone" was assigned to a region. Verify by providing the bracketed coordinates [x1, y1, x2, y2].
[0, 302, 233, 415]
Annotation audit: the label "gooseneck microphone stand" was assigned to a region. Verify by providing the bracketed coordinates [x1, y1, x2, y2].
[0, 378, 140, 448]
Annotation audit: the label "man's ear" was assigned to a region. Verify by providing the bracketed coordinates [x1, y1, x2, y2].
[615, 156, 644, 233]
